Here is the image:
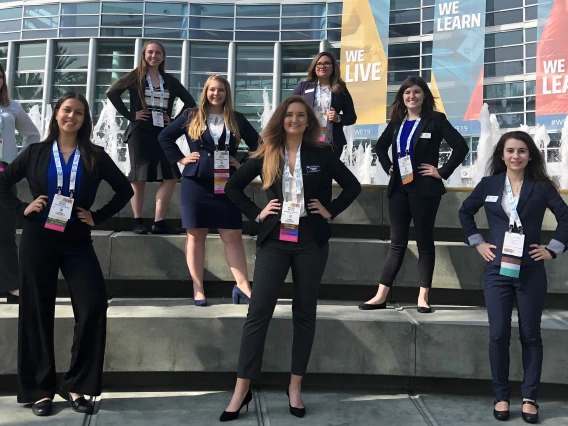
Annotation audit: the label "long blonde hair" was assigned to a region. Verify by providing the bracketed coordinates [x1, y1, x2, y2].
[0, 64, 9, 107]
[106, 40, 166, 110]
[305, 52, 346, 95]
[187, 74, 240, 141]
[252, 96, 326, 189]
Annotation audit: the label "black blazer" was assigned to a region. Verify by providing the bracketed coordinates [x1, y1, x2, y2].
[158, 108, 259, 179]
[377, 111, 469, 198]
[459, 173, 568, 266]
[225, 145, 361, 247]
[292, 81, 357, 153]
[0, 143, 133, 228]
[107, 73, 196, 142]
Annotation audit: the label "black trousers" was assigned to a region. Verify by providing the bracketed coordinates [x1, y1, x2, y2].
[380, 185, 441, 288]
[17, 221, 107, 403]
[484, 264, 547, 401]
[0, 185, 19, 293]
[237, 220, 329, 379]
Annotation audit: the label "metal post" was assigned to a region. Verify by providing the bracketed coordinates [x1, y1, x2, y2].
[181, 39, 190, 87]
[272, 42, 282, 109]
[42, 39, 54, 120]
[319, 40, 331, 52]
[5, 41, 16, 99]
[227, 41, 236, 99]
[86, 38, 97, 108]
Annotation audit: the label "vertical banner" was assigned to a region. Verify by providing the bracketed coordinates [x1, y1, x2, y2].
[536, 0, 568, 130]
[340, 0, 389, 139]
[432, 0, 486, 135]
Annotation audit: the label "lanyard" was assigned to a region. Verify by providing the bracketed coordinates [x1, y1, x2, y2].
[52, 141, 80, 198]
[396, 117, 421, 158]
[208, 116, 230, 151]
[145, 73, 165, 110]
[284, 145, 302, 197]
[505, 176, 523, 233]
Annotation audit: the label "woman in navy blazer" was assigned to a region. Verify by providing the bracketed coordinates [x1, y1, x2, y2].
[159, 75, 259, 306]
[292, 52, 356, 157]
[459, 131, 568, 424]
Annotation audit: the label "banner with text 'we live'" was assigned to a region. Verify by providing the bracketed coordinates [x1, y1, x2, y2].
[536, 0, 568, 130]
[340, 0, 389, 140]
[432, 0, 486, 136]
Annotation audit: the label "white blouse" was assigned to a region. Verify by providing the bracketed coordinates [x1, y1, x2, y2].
[208, 113, 225, 144]
[282, 164, 307, 217]
[0, 100, 40, 163]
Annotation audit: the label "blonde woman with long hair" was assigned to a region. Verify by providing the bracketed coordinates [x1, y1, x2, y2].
[219, 96, 361, 421]
[159, 74, 259, 306]
[107, 40, 196, 235]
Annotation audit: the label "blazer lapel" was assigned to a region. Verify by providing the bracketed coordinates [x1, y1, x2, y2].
[304, 82, 317, 107]
[516, 178, 535, 214]
[495, 174, 510, 220]
[412, 117, 430, 150]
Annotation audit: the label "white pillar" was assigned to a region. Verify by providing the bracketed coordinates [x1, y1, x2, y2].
[42, 39, 54, 118]
[272, 42, 282, 109]
[5, 41, 16, 99]
[181, 40, 190, 87]
[86, 38, 97, 108]
[227, 41, 236, 99]
[320, 40, 331, 52]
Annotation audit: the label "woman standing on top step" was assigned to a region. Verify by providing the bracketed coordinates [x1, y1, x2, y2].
[460, 131, 568, 424]
[359, 76, 469, 313]
[107, 40, 196, 235]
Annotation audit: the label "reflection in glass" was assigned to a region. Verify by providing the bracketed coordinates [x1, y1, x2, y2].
[236, 59, 273, 74]
[100, 27, 142, 37]
[16, 56, 46, 71]
[388, 57, 420, 71]
[484, 46, 523, 62]
[60, 15, 99, 27]
[389, 43, 420, 58]
[14, 72, 44, 85]
[484, 82, 524, 98]
[281, 31, 325, 41]
[0, 20, 22, 32]
[61, 3, 100, 14]
[188, 30, 233, 41]
[190, 43, 229, 58]
[53, 55, 89, 70]
[485, 30, 523, 48]
[24, 4, 59, 17]
[146, 2, 187, 15]
[0, 33, 19, 42]
[14, 86, 43, 99]
[101, 15, 143, 27]
[23, 17, 58, 30]
[52, 86, 87, 98]
[55, 41, 90, 55]
[98, 55, 135, 69]
[95, 71, 128, 86]
[190, 58, 229, 72]
[389, 23, 420, 37]
[190, 4, 234, 17]
[2, 7, 22, 19]
[485, 98, 524, 114]
[525, 80, 536, 96]
[486, 9, 523, 26]
[144, 28, 188, 39]
[144, 15, 186, 29]
[327, 3, 342, 14]
[101, 2, 143, 14]
[390, 9, 420, 24]
[281, 17, 325, 31]
[282, 4, 325, 17]
[54, 71, 88, 84]
[236, 5, 279, 17]
[98, 41, 135, 56]
[235, 18, 279, 31]
[190, 17, 234, 30]
[484, 61, 523, 78]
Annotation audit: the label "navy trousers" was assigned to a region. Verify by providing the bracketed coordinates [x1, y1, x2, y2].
[483, 264, 547, 401]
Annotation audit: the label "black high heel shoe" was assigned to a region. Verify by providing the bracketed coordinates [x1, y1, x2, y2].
[58, 390, 94, 414]
[521, 400, 539, 424]
[493, 400, 510, 421]
[219, 389, 253, 422]
[286, 389, 306, 418]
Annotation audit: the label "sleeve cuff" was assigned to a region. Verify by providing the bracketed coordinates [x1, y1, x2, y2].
[255, 214, 260, 223]
[546, 239, 565, 255]
[468, 233, 485, 247]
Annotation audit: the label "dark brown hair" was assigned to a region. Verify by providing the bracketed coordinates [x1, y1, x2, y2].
[389, 76, 437, 123]
[0, 63, 9, 107]
[44, 92, 99, 174]
[488, 131, 557, 189]
[305, 52, 346, 95]
[252, 96, 326, 188]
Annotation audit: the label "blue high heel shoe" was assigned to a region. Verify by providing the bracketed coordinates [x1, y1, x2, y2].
[194, 298, 208, 307]
[232, 286, 251, 304]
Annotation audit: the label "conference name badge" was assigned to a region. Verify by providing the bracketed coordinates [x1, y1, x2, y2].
[214, 150, 230, 194]
[398, 155, 414, 184]
[279, 202, 301, 243]
[152, 111, 164, 128]
[499, 232, 525, 278]
[45, 194, 74, 232]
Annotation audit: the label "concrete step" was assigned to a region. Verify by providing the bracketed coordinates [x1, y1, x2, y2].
[15, 231, 568, 294]
[1, 299, 567, 385]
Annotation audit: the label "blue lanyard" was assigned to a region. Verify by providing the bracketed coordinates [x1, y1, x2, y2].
[284, 145, 302, 196]
[505, 176, 523, 233]
[208, 116, 230, 151]
[52, 141, 80, 198]
[145, 73, 165, 110]
[396, 117, 421, 158]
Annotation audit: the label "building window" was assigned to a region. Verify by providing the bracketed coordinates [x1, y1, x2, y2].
[14, 42, 46, 112]
[51, 40, 89, 101]
[0, 44, 8, 69]
[188, 43, 229, 101]
[280, 43, 320, 100]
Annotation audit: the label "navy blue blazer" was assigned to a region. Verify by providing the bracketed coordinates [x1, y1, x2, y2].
[292, 81, 357, 153]
[158, 108, 259, 179]
[459, 173, 568, 266]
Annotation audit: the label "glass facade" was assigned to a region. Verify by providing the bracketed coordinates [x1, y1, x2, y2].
[0, 0, 555, 164]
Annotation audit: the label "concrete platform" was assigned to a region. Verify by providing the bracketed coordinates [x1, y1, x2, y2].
[1, 299, 568, 385]
[1, 389, 567, 425]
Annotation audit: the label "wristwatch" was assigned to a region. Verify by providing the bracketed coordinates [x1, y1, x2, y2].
[545, 247, 557, 259]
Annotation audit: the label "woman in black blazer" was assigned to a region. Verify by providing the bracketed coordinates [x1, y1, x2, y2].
[159, 74, 259, 306]
[292, 51, 356, 157]
[359, 76, 469, 313]
[219, 95, 361, 422]
[0, 92, 133, 417]
[460, 131, 568, 424]
[107, 40, 196, 235]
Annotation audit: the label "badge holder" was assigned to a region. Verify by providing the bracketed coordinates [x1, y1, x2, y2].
[214, 150, 230, 194]
[279, 202, 301, 242]
[398, 155, 414, 184]
[500, 226, 525, 278]
[152, 111, 164, 128]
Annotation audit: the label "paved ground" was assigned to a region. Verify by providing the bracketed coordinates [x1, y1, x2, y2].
[1, 389, 567, 426]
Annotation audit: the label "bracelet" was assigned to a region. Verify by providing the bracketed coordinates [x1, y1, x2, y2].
[545, 248, 557, 259]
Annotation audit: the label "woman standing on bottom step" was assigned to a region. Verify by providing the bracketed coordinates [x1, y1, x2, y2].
[460, 131, 568, 424]
[0, 92, 133, 417]
[107, 40, 196, 235]
[359, 76, 469, 313]
[159, 75, 259, 306]
[220, 96, 361, 422]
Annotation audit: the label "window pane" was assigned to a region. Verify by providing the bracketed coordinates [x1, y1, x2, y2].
[190, 58, 229, 72]
[485, 98, 524, 113]
[282, 4, 325, 16]
[237, 45, 273, 58]
[486, 0, 523, 12]
[525, 6, 537, 20]
[52, 85, 87, 98]
[486, 9, 523, 26]
[98, 41, 135, 56]
[236, 18, 279, 31]
[60, 15, 99, 27]
[484, 82, 524, 98]
[188, 30, 233, 41]
[495, 113, 524, 127]
[16, 56, 46, 70]
[282, 59, 313, 73]
[100, 27, 142, 37]
[98, 55, 135, 69]
[422, 7, 434, 20]
[14, 72, 44, 85]
[236, 5, 279, 17]
[24, 4, 59, 16]
[190, 4, 234, 17]
[327, 15, 342, 28]
[56, 41, 90, 55]
[281, 43, 319, 58]
[389, 23, 420, 37]
[485, 46, 523, 62]
[59, 28, 99, 37]
[281, 31, 324, 41]
[526, 96, 535, 111]
[54, 71, 88, 84]
[190, 44, 228, 58]
[190, 17, 233, 30]
[23, 17, 58, 30]
[327, 30, 342, 42]
[144, 15, 186, 28]
[235, 90, 266, 103]
[235, 75, 273, 89]
[101, 2, 143, 14]
[157, 41, 183, 57]
[0, 20, 21, 32]
[526, 58, 536, 73]
[14, 86, 43, 99]
[328, 3, 342, 14]
[422, 55, 432, 68]
[95, 71, 128, 85]
[526, 80, 536, 95]
[61, 2, 100, 14]
[101, 15, 143, 27]
[422, 41, 433, 54]
[54, 55, 88, 69]
[2, 7, 22, 19]
[422, 21, 434, 34]
[390, 0, 420, 9]
[484, 61, 523, 77]
[389, 43, 420, 57]
[388, 70, 419, 84]
[146, 2, 187, 15]
[390, 9, 420, 24]
[18, 42, 45, 56]
[525, 27, 537, 42]
[284, 17, 325, 30]
[388, 57, 420, 71]
[236, 59, 273, 73]
[525, 43, 536, 58]
[485, 30, 522, 48]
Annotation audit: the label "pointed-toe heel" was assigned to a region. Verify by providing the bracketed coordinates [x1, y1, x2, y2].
[493, 400, 510, 421]
[232, 286, 251, 305]
[219, 389, 253, 422]
[286, 389, 306, 418]
[521, 400, 539, 424]
[32, 399, 53, 416]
